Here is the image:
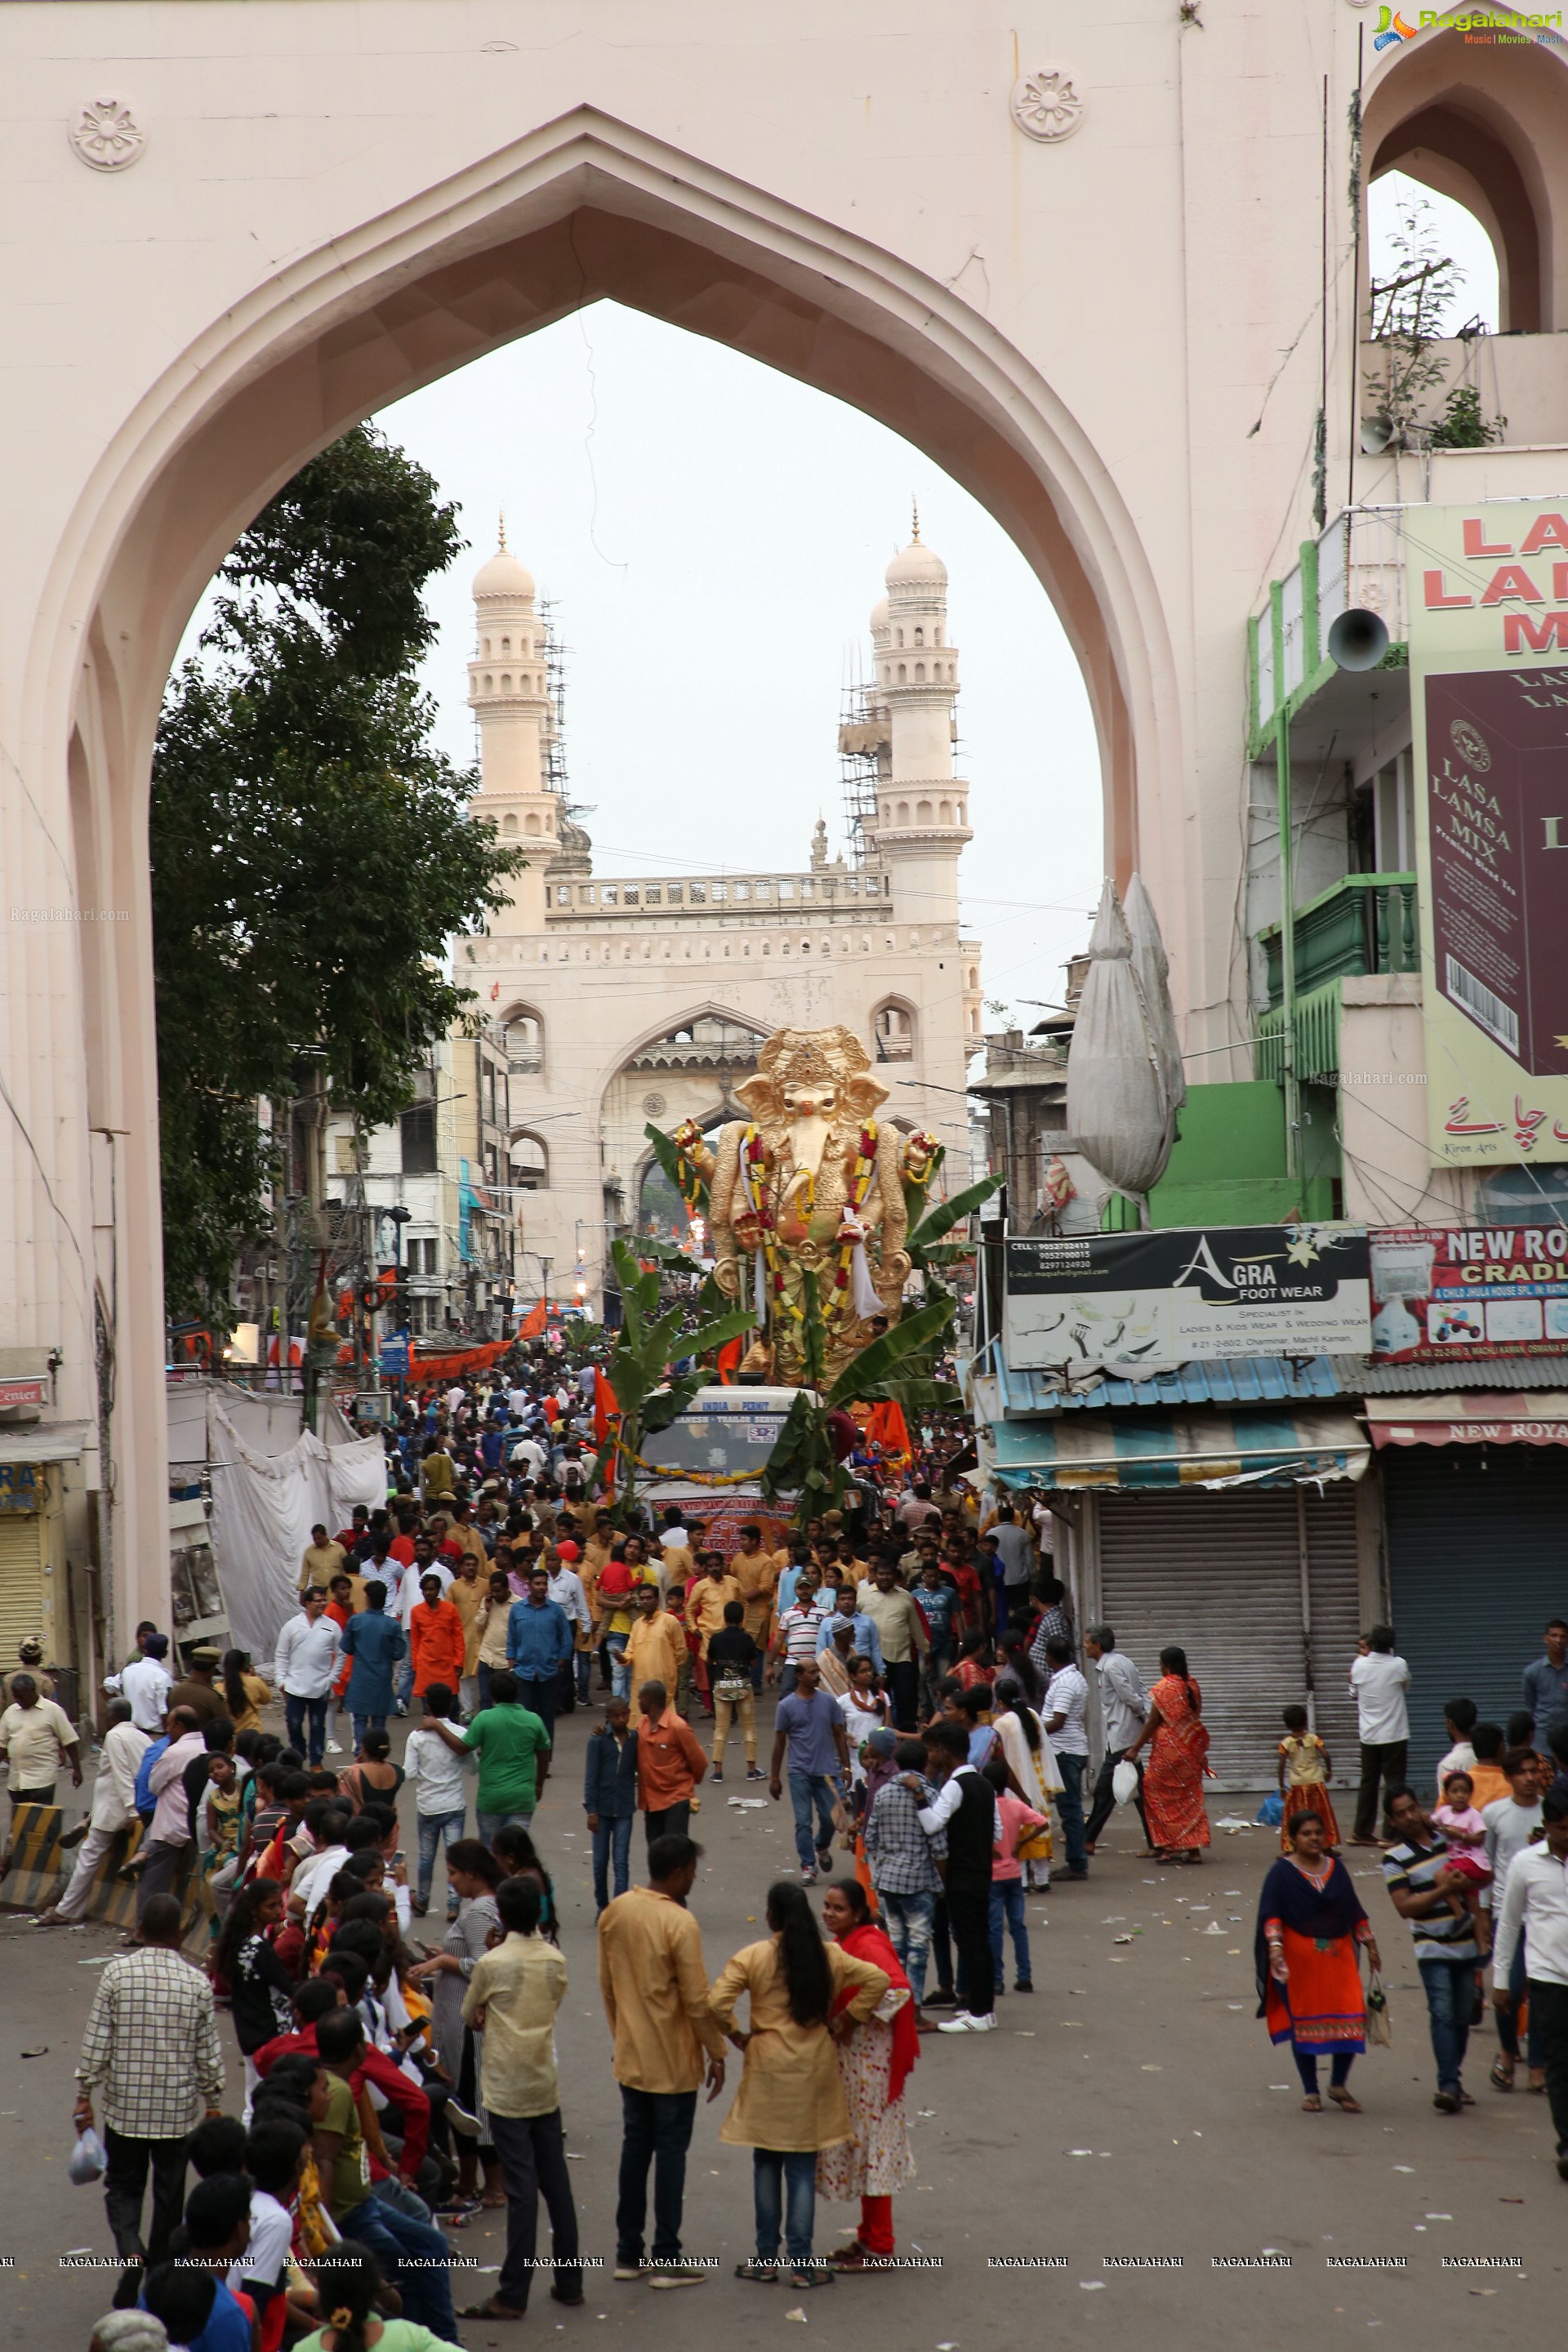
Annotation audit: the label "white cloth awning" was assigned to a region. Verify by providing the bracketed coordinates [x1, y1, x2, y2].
[0, 1421, 88, 1465]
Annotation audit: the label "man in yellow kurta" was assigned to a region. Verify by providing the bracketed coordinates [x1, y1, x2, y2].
[625, 1584, 687, 1714]
[597, 1836, 727, 2285]
[684, 1556, 743, 1714]
[730, 1528, 778, 1664]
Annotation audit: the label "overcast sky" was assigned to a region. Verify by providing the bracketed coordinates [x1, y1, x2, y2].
[379, 300, 1104, 1027]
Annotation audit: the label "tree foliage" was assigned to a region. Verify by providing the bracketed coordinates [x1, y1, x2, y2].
[152, 425, 525, 1320]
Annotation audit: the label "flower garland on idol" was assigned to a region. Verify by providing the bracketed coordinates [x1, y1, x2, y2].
[728, 1119, 883, 1337]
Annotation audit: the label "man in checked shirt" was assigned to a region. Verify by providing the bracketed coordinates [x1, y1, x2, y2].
[73, 1892, 225, 2308]
[863, 1735, 947, 2022]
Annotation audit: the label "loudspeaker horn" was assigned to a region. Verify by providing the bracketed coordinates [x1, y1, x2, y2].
[1326, 607, 1390, 672]
[1360, 412, 1395, 454]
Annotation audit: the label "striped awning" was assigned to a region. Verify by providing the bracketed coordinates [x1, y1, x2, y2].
[987, 1406, 1370, 1490]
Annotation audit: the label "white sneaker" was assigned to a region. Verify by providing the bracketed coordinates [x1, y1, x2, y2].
[936, 2011, 976, 2034]
[969, 2013, 998, 2031]
[325, 1741, 344, 1754]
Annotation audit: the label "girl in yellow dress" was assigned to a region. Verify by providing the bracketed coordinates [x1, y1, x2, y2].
[1276, 1706, 1339, 1851]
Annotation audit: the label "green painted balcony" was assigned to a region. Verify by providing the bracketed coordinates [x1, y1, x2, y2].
[1258, 871, 1417, 1009]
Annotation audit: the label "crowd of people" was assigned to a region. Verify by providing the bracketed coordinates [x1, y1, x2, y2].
[7, 1344, 1564, 2351]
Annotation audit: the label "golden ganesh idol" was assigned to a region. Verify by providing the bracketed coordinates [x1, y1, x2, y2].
[702, 1027, 912, 1389]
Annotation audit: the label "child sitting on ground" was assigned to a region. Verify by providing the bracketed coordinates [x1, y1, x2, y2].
[1276, 1705, 1339, 1851]
[1431, 1767, 1492, 1954]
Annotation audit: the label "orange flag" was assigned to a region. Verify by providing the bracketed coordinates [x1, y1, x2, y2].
[867, 1400, 911, 1461]
[594, 1371, 620, 1448]
[518, 1300, 548, 1338]
[716, 1335, 742, 1386]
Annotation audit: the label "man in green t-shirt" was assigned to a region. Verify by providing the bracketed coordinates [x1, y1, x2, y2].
[312, 2007, 459, 2339]
[427, 1668, 551, 1840]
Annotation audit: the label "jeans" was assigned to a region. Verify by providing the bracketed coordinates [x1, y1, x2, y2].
[339, 2194, 458, 2340]
[1355, 1740, 1408, 1841]
[616, 2085, 697, 2264]
[947, 1879, 995, 2019]
[644, 1802, 691, 1855]
[415, 1806, 466, 1909]
[1418, 1955, 1475, 2094]
[1085, 1746, 1151, 1846]
[284, 1690, 330, 1764]
[515, 1677, 559, 1735]
[920, 1645, 955, 1719]
[712, 1688, 756, 1766]
[1495, 1934, 1543, 2068]
[604, 1633, 630, 1701]
[1054, 1751, 1089, 1871]
[1528, 1977, 1568, 2158]
[103, 2127, 188, 2268]
[477, 1807, 533, 1846]
[396, 1655, 416, 1710]
[989, 1878, 1031, 1984]
[788, 1771, 840, 1873]
[489, 2106, 581, 2310]
[350, 1712, 388, 1749]
[752, 2148, 817, 2268]
[574, 1648, 592, 1704]
[591, 1813, 635, 1910]
[477, 1661, 497, 1712]
[878, 1887, 935, 2002]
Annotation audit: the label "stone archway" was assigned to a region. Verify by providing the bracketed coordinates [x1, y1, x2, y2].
[19, 107, 1173, 1625]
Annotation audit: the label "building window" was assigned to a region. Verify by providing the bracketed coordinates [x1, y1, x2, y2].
[779, 880, 794, 900]
[939, 800, 951, 824]
[501, 674, 512, 690]
[555, 884, 571, 905]
[897, 664, 907, 684]
[667, 884, 683, 905]
[712, 882, 727, 902]
[524, 811, 541, 835]
[897, 801, 909, 824]
[689, 882, 706, 903]
[579, 885, 595, 905]
[604, 884, 617, 906]
[645, 884, 662, 905]
[502, 1011, 543, 1072]
[755, 878, 773, 898]
[400, 1102, 437, 1175]
[733, 880, 751, 901]
[874, 1002, 915, 1061]
[914, 626, 924, 646]
[484, 673, 494, 692]
[917, 799, 932, 822]
[623, 885, 639, 905]
[501, 813, 519, 835]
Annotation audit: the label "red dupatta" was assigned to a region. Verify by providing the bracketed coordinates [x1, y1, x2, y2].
[834, 1921, 920, 2105]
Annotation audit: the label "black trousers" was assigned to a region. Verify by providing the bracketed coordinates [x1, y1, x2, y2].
[1529, 1978, 1568, 2159]
[1085, 1748, 1152, 1846]
[489, 2107, 581, 2310]
[1354, 1740, 1407, 1840]
[644, 1802, 691, 1855]
[104, 2125, 189, 2267]
[884, 1659, 920, 1732]
[946, 1879, 995, 2019]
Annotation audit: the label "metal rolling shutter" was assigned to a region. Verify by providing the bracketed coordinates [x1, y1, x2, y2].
[1098, 1486, 1360, 1789]
[1385, 1447, 1568, 1784]
[0, 1512, 47, 1663]
[1302, 1486, 1362, 1782]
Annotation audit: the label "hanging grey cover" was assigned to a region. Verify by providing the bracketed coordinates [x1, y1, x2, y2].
[1125, 871, 1187, 1125]
[1066, 879, 1174, 1199]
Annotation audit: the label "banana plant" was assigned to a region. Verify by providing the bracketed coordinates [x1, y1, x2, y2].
[593, 1235, 757, 1517]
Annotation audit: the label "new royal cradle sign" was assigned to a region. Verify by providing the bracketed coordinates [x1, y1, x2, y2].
[1003, 1225, 1371, 1374]
[1406, 498, 1568, 1166]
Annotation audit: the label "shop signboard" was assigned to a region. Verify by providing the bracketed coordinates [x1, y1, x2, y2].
[1370, 1223, 1568, 1361]
[1405, 498, 1568, 1166]
[1003, 1224, 1370, 1374]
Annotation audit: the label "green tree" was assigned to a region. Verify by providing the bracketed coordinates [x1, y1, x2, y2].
[152, 424, 523, 1320]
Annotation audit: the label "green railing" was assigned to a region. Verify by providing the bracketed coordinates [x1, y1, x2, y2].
[1254, 982, 1343, 1086]
[1258, 872, 1417, 1009]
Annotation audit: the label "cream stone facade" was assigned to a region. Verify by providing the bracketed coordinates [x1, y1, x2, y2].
[461, 526, 982, 1311]
[2, 3, 1567, 1646]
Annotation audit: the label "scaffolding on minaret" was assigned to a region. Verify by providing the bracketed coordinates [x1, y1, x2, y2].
[838, 651, 889, 872]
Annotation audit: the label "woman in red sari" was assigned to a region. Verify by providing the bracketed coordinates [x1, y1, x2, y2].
[1125, 1644, 1212, 1862]
[817, 1879, 920, 2270]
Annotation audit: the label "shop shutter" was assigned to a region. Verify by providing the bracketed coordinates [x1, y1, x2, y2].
[1385, 1447, 1568, 1784]
[1098, 1485, 1360, 1789]
[0, 1512, 47, 1666]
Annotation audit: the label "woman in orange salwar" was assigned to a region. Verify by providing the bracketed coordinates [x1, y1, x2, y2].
[1255, 1811, 1381, 2113]
[1125, 1645, 1212, 1862]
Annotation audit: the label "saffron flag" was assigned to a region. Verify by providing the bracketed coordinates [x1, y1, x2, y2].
[518, 1300, 548, 1338]
[594, 1371, 621, 1448]
[716, 1336, 742, 1386]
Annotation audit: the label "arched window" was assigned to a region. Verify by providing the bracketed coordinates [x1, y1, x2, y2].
[897, 664, 906, 684]
[914, 663, 925, 682]
[939, 799, 951, 824]
[482, 638, 491, 656]
[501, 1010, 544, 1073]
[524, 811, 541, 836]
[880, 803, 889, 823]
[958, 800, 967, 824]
[501, 813, 519, 836]
[501, 636, 511, 653]
[501, 673, 512, 690]
[896, 800, 910, 824]
[913, 626, 924, 646]
[545, 808, 555, 831]
[969, 1005, 980, 1033]
[896, 628, 904, 646]
[510, 1132, 549, 1191]
[917, 798, 933, 822]
[967, 965, 978, 989]
[483, 673, 494, 692]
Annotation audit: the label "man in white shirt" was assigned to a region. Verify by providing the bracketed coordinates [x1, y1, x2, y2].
[546, 1551, 593, 1708]
[1349, 1626, 1412, 1846]
[38, 1699, 150, 1924]
[1041, 1635, 1090, 1877]
[1490, 1788, 1568, 2172]
[118, 1633, 175, 1734]
[274, 1588, 342, 1766]
[1082, 1624, 1152, 1854]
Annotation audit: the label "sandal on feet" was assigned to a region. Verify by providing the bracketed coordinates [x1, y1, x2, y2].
[790, 2266, 835, 2288]
[1327, 2087, 1362, 2113]
[1301, 2095, 1323, 2111]
[1491, 2056, 1515, 2091]
[480, 2188, 508, 2207]
[461, 2299, 525, 2320]
[735, 2260, 777, 2283]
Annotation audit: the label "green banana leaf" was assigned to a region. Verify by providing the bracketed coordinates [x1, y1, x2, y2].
[644, 1121, 712, 1215]
[825, 1297, 955, 1408]
[906, 1171, 1004, 1258]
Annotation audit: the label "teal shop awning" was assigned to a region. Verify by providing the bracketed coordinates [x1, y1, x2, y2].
[987, 1405, 1369, 1490]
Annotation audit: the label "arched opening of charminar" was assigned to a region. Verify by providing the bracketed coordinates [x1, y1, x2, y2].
[33, 111, 1171, 1624]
